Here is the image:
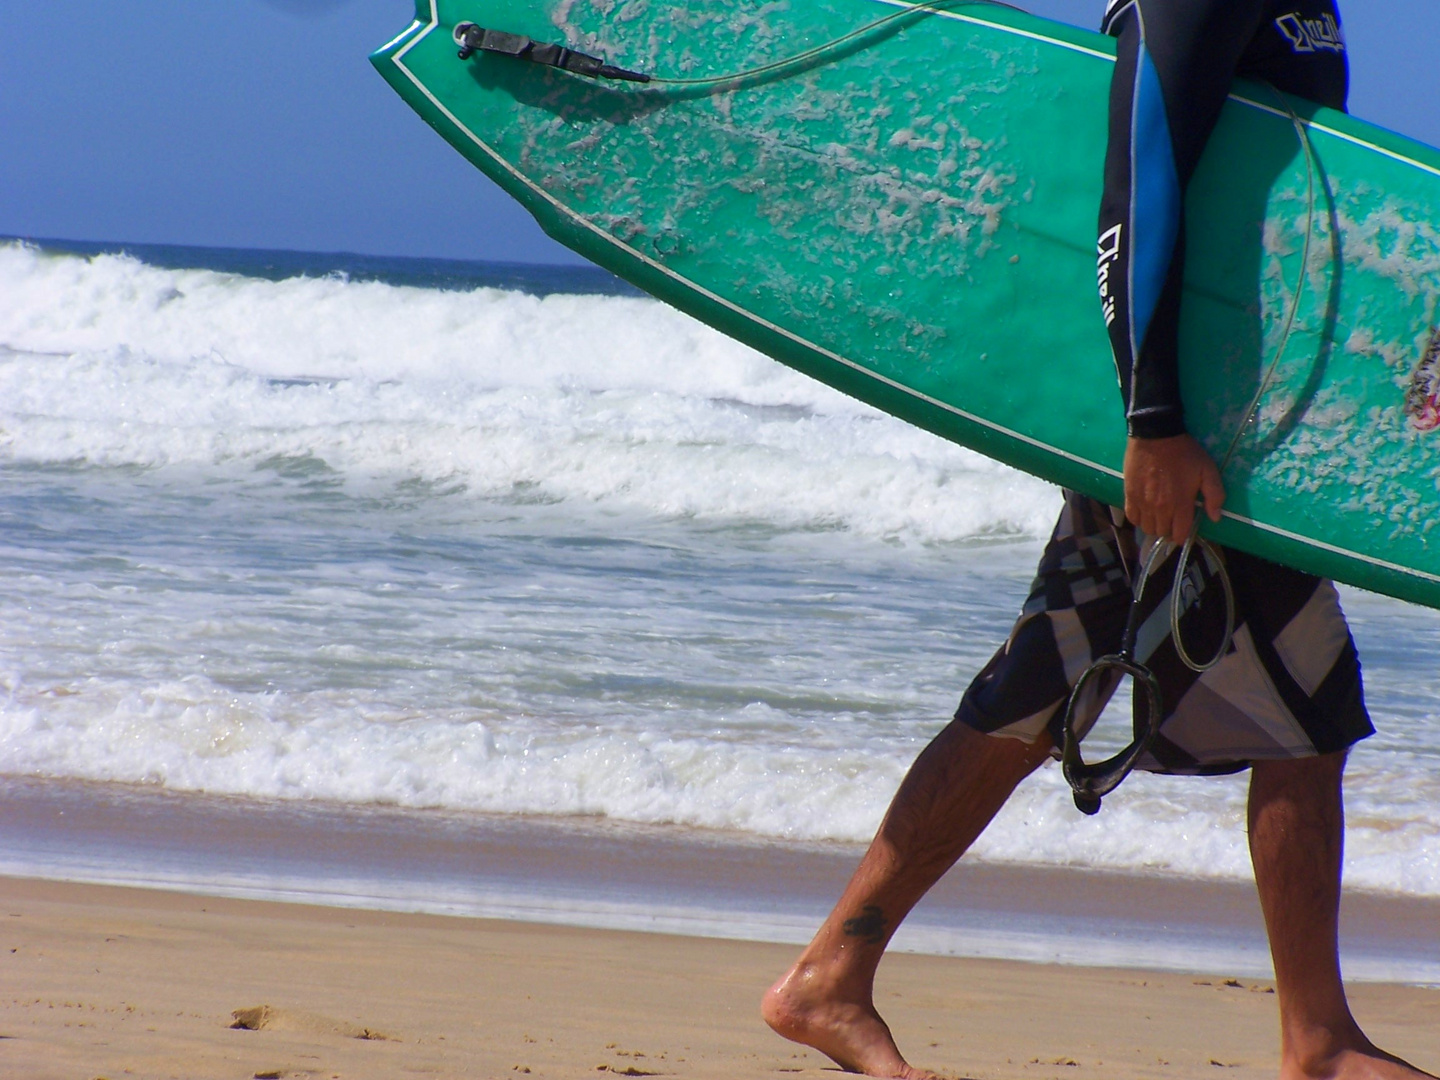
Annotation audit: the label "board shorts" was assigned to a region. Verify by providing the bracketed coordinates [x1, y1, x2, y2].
[955, 491, 1374, 774]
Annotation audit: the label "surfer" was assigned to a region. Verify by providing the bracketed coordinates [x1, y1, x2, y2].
[763, 3, 1436, 1079]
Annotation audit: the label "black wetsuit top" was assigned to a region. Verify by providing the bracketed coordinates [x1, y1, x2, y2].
[1097, 1, 1349, 439]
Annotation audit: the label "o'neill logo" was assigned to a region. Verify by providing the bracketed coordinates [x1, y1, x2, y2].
[1097, 223, 1122, 327]
[1275, 12, 1345, 54]
[1405, 327, 1440, 432]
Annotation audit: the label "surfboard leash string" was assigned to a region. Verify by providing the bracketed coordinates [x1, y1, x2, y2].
[452, 0, 1023, 89]
[1061, 85, 1320, 815]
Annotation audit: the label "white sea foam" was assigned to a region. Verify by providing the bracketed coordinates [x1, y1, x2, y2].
[1, 668, 1435, 895]
[0, 242, 1057, 543]
[1, 242, 1438, 900]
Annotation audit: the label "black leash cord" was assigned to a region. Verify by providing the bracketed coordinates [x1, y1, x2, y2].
[454, 23, 651, 81]
[1060, 531, 1235, 815]
[452, 0, 1026, 87]
[1059, 539, 1169, 817]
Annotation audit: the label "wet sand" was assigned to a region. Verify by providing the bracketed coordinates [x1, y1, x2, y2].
[2, 874, 1437, 1080]
[5, 776, 1440, 983]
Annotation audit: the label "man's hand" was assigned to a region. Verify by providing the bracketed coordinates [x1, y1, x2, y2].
[1123, 434, 1225, 545]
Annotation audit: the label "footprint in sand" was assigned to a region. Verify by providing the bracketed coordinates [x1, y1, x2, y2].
[230, 1003, 398, 1042]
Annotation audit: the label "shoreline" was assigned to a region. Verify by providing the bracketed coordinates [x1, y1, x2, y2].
[2, 775, 1438, 985]
[3, 874, 1438, 1080]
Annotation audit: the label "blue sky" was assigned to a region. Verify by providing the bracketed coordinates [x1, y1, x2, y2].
[3, 1, 1435, 265]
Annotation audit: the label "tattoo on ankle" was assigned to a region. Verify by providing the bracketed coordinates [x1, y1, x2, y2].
[842, 904, 887, 945]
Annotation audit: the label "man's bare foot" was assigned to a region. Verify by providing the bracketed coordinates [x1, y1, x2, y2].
[1283, 1041, 1437, 1080]
[761, 962, 940, 1079]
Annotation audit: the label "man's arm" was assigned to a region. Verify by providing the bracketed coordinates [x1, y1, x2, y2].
[1098, 0, 1267, 541]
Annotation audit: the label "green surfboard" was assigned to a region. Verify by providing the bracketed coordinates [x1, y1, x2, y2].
[373, 0, 1440, 609]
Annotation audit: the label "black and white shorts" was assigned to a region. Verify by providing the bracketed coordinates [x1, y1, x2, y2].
[955, 491, 1373, 774]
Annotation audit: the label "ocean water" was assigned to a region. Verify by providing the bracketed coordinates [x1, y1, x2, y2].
[1, 237, 1438, 900]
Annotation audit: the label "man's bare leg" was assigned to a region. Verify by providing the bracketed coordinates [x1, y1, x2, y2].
[763, 720, 1052, 1078]
[1249, 754, 1435, 1080]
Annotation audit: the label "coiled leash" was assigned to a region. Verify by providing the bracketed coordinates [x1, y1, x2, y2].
[1062, 84, 1320, 814]
[1060, 531, 1235, 815]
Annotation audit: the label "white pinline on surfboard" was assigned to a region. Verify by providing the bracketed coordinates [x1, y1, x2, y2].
[867, 0, 1115, 61]
[1233, 99, 1440, 181]
[378, 18, 426, 55]
[391, 0, 439, 64]
[871, 0, 1440, 181]
[1224, 512, 1440, 586]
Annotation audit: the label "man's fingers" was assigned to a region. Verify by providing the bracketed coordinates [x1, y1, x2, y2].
[1200, 464, 1226, 523]
[1168, 501, 1194, 546]
[1123, 495, 1139, 532]
[1126, 494, 1159, 540]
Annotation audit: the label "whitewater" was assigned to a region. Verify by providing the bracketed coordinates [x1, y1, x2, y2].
[1, 239, 1437, 898]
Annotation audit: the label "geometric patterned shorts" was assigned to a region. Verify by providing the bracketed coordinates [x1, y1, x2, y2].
[954, 491, 1374, 775]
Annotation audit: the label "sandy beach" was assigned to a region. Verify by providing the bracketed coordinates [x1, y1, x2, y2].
[2, 874, 1436, 1080]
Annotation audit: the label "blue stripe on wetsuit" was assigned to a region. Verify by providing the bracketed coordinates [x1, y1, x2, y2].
[1126, 45, 1180, 379]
